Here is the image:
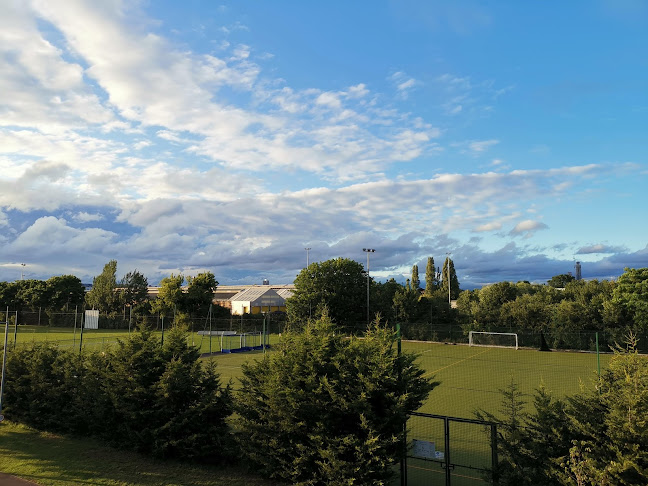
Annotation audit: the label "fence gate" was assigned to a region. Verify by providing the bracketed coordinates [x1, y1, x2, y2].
[403, 412, 498, 486]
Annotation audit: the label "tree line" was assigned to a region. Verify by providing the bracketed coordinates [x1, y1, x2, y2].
[0, 260, 228, 326]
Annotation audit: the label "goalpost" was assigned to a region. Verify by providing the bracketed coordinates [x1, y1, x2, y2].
[469, 331, 519, 350]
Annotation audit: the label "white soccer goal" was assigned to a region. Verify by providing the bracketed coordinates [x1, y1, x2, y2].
[469, 331, 519, 350]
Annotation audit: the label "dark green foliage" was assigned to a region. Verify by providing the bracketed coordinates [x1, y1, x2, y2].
[370, 278, 405, 323]
[235, 313, 437, 485]
[610, 267, 648, 330]
[151, 273, 184, 317]
[286, 258, 367, 327]
[440, 257, 460, 300]
[119, 269, 150, 314]
[424, 256, 438, 295]
[547, 273, 576, 288]
[14, 279, 50, 310]
[46, 275, 86, 311]
[4, 326, 232, 463]
[184, 272, 218, 317]
[86, 260, 120, 315]
[411, 264, 420, 292]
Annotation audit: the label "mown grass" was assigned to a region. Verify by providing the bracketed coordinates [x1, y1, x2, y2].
[1, 326, 612, 485]
[0, 421, 275, 486]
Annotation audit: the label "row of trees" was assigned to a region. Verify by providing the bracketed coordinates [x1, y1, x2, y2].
[4, 316, 435, 484]
[0, 260, 226, 326]
[286, 256, 461, 330]
[457, 267, 648, 334]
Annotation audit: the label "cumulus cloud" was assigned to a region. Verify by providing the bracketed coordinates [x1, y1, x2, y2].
[577, 244, 627, 254]
[510, 220, 549, 237]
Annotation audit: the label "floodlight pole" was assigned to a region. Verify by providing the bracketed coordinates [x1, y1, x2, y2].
[363, 249, 375, 323]
[446, 252, 452, 305]
[20, 263, 25, 280]
[305, 247, 312, 318]
[0, 307, 9, 420]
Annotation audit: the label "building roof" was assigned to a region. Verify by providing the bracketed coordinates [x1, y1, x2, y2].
[230, 287, 282, 303]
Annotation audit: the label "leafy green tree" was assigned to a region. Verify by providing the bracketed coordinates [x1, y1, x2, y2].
[424, 256, 438, 295]
[392, 287, 421, 323]
[86, 260, 120, 315]
[236, 312, 437, 485]
[118, 270, 149, 314]
[14, 279, 50, 310]
[46, 275, 85, 311]
[469, 281, 518, 330]
[151, 274, 184, 318]
[371, 278, 404, 323]
[411, 264, 420, 292]
[286, 258, 366, 327]
[547, 273, 576, 288]
[440, 256, 460, 300]
[501, 291, 555, 331]
[610, 267, 648, 329]
[184, 271, 218, 317]
[0, 281, 18, 308]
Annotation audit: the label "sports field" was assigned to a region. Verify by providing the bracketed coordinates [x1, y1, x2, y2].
[3, 325, 611, 485]
[5, 326, 608, 417]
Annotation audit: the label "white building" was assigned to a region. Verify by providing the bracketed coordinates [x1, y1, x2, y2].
[229, 287, 292, 315]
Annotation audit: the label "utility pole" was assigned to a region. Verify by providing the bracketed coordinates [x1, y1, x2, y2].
[446, 252, 452, 305]
[363, 248, 375, 323]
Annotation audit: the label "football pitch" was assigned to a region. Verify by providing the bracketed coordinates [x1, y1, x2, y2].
[7, 326, 609, 417]
[5, 326, 611, 485]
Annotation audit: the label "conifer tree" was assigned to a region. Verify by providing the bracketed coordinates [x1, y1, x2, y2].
[441, 257, 460, 300]
[411, 264, 420, 292]
[425, 257, 437, 295]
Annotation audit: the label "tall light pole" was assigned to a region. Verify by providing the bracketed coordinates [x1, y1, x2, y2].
[304, 248, 312, 318]
[363, 248, 375, 323]
[446, 252, 451, 305]
[20, 263, 25, 280]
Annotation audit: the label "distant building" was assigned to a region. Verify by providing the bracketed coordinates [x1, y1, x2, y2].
[146, 283, 294, 314]
[229, 287, 292, 315]
[575, 261, 582, 280]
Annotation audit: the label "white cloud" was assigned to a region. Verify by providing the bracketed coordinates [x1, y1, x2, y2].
[577, 244, 627, 254]
[474, 222, 502, 232]
[469, 139, 499, 153]
[510, 220, 549, 237]
[390, 71, 419, 99]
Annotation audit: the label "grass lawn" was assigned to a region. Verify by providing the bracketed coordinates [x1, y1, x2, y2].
[0, 421, 275, 486]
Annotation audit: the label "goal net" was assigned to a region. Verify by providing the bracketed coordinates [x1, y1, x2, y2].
[469, 331, 519, 350]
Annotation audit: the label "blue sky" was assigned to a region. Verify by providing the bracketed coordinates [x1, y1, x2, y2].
[0, 0, 646, 288]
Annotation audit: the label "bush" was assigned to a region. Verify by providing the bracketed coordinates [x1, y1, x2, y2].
[235, 312, 437, 485]
[4, 326, 233, 463]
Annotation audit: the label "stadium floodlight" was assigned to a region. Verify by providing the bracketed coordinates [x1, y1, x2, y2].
[363, 249, 375, 323]
[469, 331, 519, 350]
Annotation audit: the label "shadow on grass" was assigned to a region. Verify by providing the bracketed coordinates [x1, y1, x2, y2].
[0, 423, 274, 486]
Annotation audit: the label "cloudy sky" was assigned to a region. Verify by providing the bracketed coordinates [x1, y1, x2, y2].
[1, 0, 646, 288]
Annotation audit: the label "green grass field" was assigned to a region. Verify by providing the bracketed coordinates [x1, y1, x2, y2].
[1, 325, 612, 485]
[5, 325, 608, 417]
[0, 421, 276, 486]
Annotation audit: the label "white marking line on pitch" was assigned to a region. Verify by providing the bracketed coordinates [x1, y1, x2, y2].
[423, 348, 492, 377]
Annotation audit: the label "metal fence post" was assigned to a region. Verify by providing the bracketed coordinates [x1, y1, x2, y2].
[397, 322, 407, 486]
[491, 423, 499, 485]
[444, 417, 451, 486]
